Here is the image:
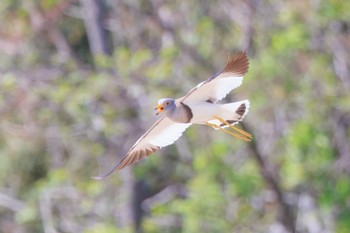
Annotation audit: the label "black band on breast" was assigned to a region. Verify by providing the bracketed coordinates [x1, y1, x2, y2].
[181, 102, 193, 123]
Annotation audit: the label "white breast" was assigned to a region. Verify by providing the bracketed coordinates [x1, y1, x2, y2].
[187, 102, 220, 124]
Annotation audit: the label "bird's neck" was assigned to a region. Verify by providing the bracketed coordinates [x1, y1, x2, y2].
[166, 103, 192, 123]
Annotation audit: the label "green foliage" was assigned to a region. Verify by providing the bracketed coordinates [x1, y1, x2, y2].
[84, 223, 121, 233]
[0, 0, 350, 232]
[320, 0, 350, 21]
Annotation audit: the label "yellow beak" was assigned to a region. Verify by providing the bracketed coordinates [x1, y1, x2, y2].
[155, 104, 164, 115]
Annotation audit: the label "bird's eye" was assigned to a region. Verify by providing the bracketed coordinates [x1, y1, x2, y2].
[166, 102, 170, 106]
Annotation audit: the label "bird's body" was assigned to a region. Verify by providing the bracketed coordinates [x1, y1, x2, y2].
[165, 101, 239, 124]
[164, 100, 219, 124]
[188, 101, 249, 125]
[163, 100, 193, 123]
[94, 52, 253, 179]
[187, 101, 220, 123]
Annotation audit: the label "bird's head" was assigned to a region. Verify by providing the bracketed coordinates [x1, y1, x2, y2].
[155, 98, 175, 115]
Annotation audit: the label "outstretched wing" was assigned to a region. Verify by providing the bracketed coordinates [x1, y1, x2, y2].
[180, 52, 249, 104]
[93, 116, 191, 179]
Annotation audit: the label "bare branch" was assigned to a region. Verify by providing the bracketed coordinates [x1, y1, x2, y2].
[80, 0, 111, 56]
[0, 193, 25, 212]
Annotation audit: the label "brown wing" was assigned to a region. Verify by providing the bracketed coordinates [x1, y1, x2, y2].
[180, 52, 249, 104]
[92, 144, 161, 180]
[93, 116, 191, 179]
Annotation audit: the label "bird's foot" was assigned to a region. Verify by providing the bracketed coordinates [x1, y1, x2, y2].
[206, 121, 252, 142]
[213, 116, 253, 140]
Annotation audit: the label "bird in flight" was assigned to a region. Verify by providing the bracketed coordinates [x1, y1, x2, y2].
[94, 52, 252, 179]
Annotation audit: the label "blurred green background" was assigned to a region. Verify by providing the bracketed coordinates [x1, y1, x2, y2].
[0, 0, 350, 233]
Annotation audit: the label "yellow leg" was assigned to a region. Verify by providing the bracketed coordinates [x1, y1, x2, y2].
[214, 116, 253, 139]
[206, 122, 251, 142]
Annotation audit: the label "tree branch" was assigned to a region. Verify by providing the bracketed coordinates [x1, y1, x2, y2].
[80, 0, 111, 56]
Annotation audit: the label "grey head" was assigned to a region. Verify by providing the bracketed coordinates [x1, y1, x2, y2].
[155, 98, 193, 123]
[155, 98, 176, 116]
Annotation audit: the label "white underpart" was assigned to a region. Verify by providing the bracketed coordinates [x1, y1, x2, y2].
[183, 76, 243, 104]
[207, 100, 250, 128]
[137, 74, 246, 149]
[187, 102, 221, 123]
[145, 118, 191, 147]
[212, 76, 244, 101]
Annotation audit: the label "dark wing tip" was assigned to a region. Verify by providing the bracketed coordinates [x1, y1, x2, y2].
[223, 51, 249, 76]
[91, 162, 122, 180]
[92, 145, 160, 180]
[91, 153, 132, 180]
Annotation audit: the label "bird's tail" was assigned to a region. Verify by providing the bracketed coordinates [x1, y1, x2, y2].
[208, 100, 250, 128]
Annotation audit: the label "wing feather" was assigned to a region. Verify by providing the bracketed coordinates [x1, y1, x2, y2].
[93, 52, 248, 179]
[93, 116, 191, 179]
[180, 52, 249, 104]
